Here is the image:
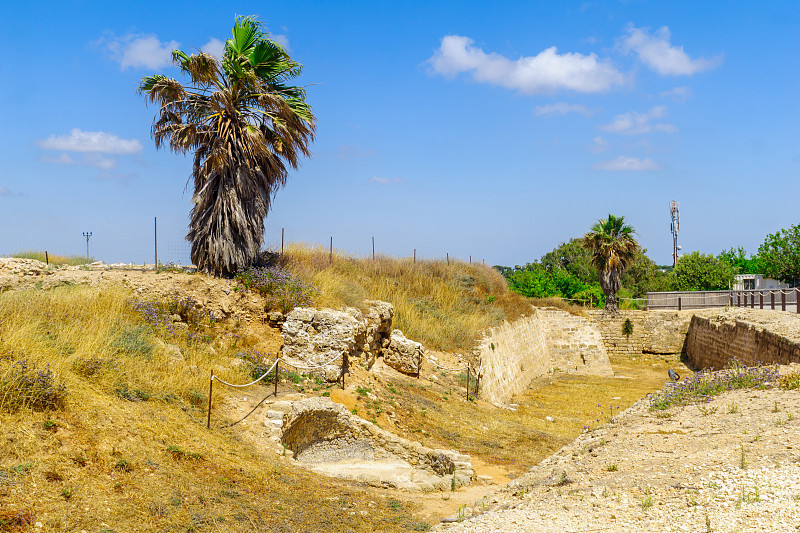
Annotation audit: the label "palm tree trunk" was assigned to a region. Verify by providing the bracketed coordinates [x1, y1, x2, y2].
[601, 268, 621, 312]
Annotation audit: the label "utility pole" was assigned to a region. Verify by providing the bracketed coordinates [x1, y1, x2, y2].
[83, 232, 92, 263]
[670, 201, 680, 267]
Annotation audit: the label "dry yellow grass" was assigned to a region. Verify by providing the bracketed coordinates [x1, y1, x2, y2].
[279, 244, 531, 352]
[0, 284, 430, 532]
[359, 354, 689, 477]
[8, 250, 90, 266]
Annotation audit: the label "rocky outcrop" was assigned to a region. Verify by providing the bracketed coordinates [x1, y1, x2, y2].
[280, 300, 423, 379]
[280, 397, 473, 491]
[384, 329, 423, 375]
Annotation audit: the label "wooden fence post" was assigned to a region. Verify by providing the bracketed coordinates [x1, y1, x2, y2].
[760, 293, 763, 309]
[796, 288, 800, 314]
[372, 237, 375, 260]
[207, 371, 214, 429]
[678, 297, 682, 311]
[466, 363, 470, 401]
[45, 251, 49, 265]
[782, 292, 786, 311]
[154, 216, 158, 270]
[330, 236, 333, 265]
[281, 228, 284, 255]
[771, 292, 775, 310]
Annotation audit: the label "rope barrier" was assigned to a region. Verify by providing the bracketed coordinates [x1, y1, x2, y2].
[208, 348, 486, 428]
[210, 352, 344, 388]
[211, 358, 280, 388]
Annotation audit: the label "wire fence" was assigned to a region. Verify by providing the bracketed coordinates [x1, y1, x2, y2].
[13, 217, 489, 269]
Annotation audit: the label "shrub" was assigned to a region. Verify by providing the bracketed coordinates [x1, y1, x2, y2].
[0, 359, 67, 412]
[235, 266, 318, 313]
[110, 325, 154, 358]
[780, 370, 800, 390]
[72, 357, 116, 378]
[130, 293, 217, 342]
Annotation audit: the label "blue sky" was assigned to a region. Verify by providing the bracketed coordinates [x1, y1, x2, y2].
[1, 1, 798, 267]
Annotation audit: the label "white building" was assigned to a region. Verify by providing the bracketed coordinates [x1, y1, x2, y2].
[733, 274, 790, 291]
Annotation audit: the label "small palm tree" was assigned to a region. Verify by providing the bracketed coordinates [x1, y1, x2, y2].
[583, 214, 639, 312]
[139, 16, 315, 277]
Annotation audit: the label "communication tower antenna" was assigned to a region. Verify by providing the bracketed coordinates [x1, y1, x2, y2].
[670, 201, 680, 267]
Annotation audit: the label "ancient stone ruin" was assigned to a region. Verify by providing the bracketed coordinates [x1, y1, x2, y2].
[278, 300, 423, 379]
[269, 397, 473, 491]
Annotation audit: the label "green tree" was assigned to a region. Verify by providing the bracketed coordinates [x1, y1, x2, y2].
[621, 249, 671, 297]
[583, 214, 639, 312]
[757, 223, 800, 284]
[671, 251, 735, 291]
[540, 238, 598, 285]
[139, 16, 315, 277]
[718, 247, 765, 275]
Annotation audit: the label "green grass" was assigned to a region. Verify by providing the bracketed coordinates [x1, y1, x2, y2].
[8, 250, 92, 266]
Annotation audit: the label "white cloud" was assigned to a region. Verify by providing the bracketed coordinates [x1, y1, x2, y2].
[271, 34, 290, 49]
[37, 129, 142, 155]
[201, 38, 225, 60]
[534, 103, 595, 117]
[41, 153, 76, 165]
[368, 176, 406, 185]
[660, 86, 693, 102]
[590, 136, 609, 153]
[600, 106, 677, 135]
[41, 152, 117, 170]
[428, 35, 626, 94]
[620, 25, 722, 76]
[592, 156, 661, 171]
[96, 32, 179, 70]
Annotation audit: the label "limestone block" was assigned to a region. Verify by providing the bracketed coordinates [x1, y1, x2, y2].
[384, 329, 423, 375]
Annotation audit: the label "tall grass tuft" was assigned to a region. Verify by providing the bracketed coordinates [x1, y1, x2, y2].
[274, 244, 531, 352]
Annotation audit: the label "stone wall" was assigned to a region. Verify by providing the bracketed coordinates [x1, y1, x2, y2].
[587, 310, 695, 358]
[684, 308, 800, 370]
[477, 308, 612, 407]
[476, 310, 551, 407]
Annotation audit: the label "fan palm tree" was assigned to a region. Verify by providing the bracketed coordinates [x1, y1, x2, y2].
[139, 16, 315, 277]
[583, 214, 639, 312]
